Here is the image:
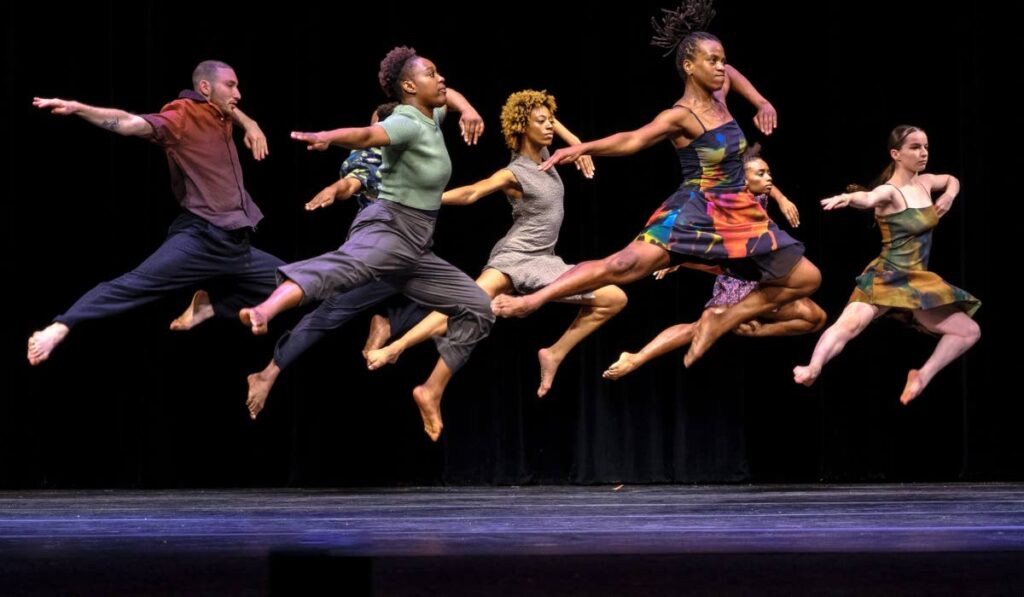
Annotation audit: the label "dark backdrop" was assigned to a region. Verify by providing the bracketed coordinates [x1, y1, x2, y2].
[3, 2, 1019, 487]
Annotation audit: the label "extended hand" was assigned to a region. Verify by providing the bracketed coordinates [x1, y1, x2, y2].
[820, 194, 851, 211]
[305, 186, 338, 211]
[291, 131, 330, 151]
[539, 146, 585, 172]
[243, 123, 269, 161]
[574, 155, 596, 179]
[458, 110, 484, 146]
[754, 101, 777, 135]
[33, 97, 79, 115]
[653, 265, 682, 280]
[777, 197, 800, 227]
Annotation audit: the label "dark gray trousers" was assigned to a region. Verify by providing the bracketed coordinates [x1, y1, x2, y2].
[278, 200, 492, 371]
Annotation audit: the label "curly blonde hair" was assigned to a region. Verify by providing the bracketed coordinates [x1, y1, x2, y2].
[500, 90, 557, 151]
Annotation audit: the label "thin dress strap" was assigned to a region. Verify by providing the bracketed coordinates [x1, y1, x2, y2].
[672, 104, 707, 134]
[883, 183, 910, 211]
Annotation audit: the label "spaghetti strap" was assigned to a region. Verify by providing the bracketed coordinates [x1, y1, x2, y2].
[672, 104, 707, 134]
[883, 183, 910, 211]
[915, 180, 932, 200]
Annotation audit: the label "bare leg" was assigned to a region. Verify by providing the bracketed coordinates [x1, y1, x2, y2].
[538, 285, 627, 397]
[492, 242, 669, 318]
[412, 358, 454, 442]
[900, 307, 981, 404]
[367, 269, 511, 370]
[246, 360, 281, 420]
[793, 302, 881, 386]
[27, 322, 70, 366]
[686, 257, 822, 367]
[239, 281, 304, 336]
[734, 298, 827, 337]
[366, 311, 447, 370]
[603, 319, 698, 380]
[169, 290, 215, 331]
[362, 314, 391, 359]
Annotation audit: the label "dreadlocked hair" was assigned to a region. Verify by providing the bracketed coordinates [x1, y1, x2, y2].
[650, 0, 719, 79]
[378, 46, 418, 99]
[500, 90, 558, 152]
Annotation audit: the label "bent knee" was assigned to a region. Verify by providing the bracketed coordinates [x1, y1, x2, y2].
[797, 259, 823, 292]
[963, 318, 981, 345]
[472, 299, 497, 325]
[457, 291, 497, 325]
[805, 302, 828, 332]
[601, 286, 629, 311]
[605, 250, 641, 276]
[455, 305, 495, 336]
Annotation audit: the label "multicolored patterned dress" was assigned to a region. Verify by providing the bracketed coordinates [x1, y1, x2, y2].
[849, 196, 980, 321]
[705, 193, 768, 308]
[636, 109, 803, 282]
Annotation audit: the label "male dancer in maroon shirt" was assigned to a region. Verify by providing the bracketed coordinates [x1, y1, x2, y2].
[28, 60, 283, 365]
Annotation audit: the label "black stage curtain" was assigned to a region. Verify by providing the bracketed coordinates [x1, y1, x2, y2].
[3, 2, 1019, 487]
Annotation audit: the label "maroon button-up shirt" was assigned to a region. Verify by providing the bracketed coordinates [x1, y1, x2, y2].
[140, 90, 263, 230]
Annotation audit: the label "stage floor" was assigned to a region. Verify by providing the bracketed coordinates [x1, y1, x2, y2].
[2, 484, 1023, 595]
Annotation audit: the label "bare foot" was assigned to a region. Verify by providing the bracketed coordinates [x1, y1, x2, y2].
[491, 294, 539, 318]
[412, 385, 443, 442]
[239, 307, 269, 336]
[170, 290, 214, 331]
[537, 348, 564, 398]
[793, 364, 821, 386]
[27, 322, 70, 365]
[733, 320, 762, 337]
[684, 308, 729, 367]
[603, 352, 641, 380]
[362, 315, 391, 359]
[246, 371, 277, 420]
[900, 369, 924, 405]
[366, 344, 402, 370]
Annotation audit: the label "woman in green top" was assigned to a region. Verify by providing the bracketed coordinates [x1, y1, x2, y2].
[241, 46, 493, 441]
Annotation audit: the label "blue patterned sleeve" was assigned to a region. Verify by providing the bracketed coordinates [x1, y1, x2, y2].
[338, 147, 384, 199]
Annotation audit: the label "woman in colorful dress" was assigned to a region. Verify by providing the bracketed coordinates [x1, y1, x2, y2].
[604, 148, 825, 379]
[491, 1, 821, 368]
[793, 125, 980, 404]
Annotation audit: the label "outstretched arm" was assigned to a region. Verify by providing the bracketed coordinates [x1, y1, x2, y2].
[305, 177, 363, 211]
[553, 119, 595, 179]
[232, 107, 268, 161]
[290, 125, 391, 151]
[821, 185, 897, 211]
[306, 146, 382, 210]
[540, 107, 693, 171]
[442, 169, 518, 206]
[921, 173, 960, 217]
[33, 97, 153, 137]
[769, 185, 800, 227]
[444, 87, 484, 146]
[722, 65, 777, 135]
